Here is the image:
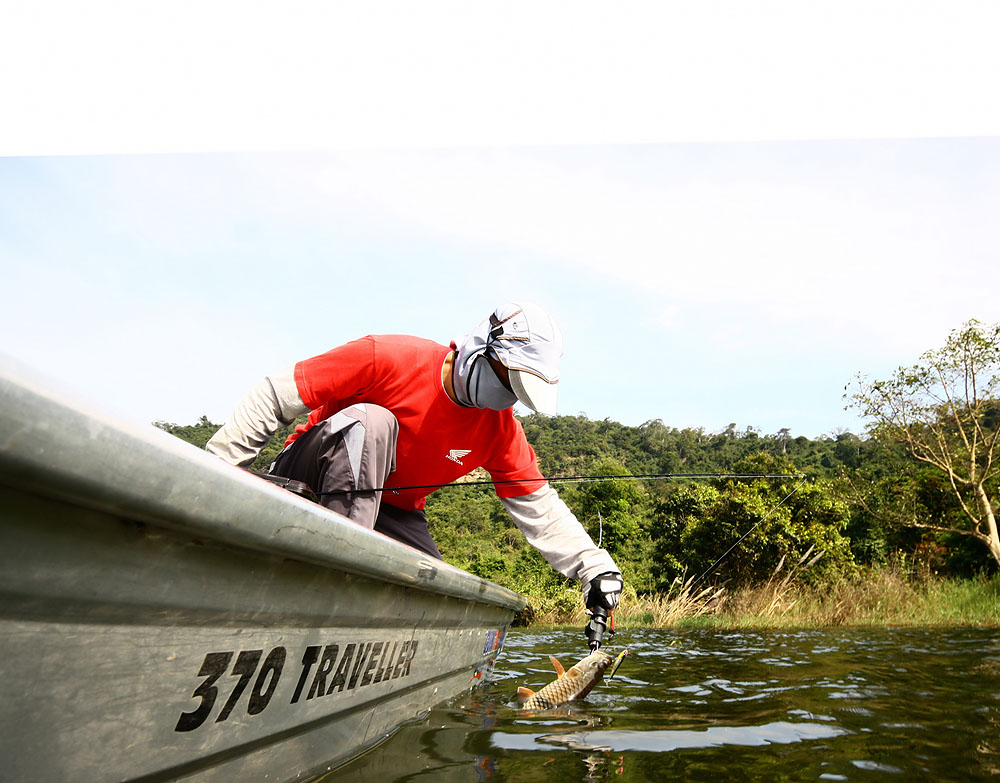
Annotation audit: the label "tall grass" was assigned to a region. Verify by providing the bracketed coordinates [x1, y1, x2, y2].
[612, 576, 726, 627]
[696, 567, 1000, 628]
[521, 563, 1000, 629]
[519, 574, 726, 627]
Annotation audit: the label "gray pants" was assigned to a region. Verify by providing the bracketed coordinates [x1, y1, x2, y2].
[270, 404, 442, 560]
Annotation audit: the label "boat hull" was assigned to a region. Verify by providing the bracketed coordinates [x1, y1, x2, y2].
[0, 359, 523, 781]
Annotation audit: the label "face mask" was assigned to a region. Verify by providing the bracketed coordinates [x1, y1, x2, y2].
[465, 354, 518, 410]
[453, 317, 518, 410]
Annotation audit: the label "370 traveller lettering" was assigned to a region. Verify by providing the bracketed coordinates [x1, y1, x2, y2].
[175, 639, 419, 732]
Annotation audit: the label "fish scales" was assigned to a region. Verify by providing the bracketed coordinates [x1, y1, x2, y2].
[518, 650, 612, 710]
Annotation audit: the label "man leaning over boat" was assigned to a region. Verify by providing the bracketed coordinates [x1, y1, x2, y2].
[205, 302, 623, 615]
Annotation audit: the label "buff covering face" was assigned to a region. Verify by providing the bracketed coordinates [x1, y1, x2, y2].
[455, 352, 518, 410]
[468, 354, 518, 410]
[452, 310, 509, 410]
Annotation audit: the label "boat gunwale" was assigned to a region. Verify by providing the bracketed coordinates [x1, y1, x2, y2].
[0, 359, 526, 613]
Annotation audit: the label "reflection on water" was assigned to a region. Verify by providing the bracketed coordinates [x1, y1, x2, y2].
[315, 627, 1000, 782]
[512, 720, 847, 752]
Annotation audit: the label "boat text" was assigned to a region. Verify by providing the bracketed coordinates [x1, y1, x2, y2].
[174, 639, 419, 732]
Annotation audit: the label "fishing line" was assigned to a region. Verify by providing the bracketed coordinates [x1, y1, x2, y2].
[687, 475, 809, 591]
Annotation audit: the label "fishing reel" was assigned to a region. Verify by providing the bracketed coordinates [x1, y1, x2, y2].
[583, 571, 622, 651]
[584, 605, 615, 651]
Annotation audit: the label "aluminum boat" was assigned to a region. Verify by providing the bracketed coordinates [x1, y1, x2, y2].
[0, 358, 524, 782]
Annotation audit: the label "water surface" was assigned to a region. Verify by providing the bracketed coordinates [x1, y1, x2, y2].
[318, 626, 1000, 782]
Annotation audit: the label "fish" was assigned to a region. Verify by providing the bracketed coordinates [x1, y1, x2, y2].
[517, 650, 613, 710]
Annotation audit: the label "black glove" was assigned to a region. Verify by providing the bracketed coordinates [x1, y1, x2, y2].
[584, 571, 623, 612]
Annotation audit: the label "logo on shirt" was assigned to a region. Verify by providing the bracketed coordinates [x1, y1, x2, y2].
[446, 449, 472, 465]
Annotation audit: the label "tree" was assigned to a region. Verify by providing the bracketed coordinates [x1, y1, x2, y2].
[849, 320, 1000, 565]
[154, 415, 309, 472]
[650, 454, 854, 588]
[153, 415, 220, 449]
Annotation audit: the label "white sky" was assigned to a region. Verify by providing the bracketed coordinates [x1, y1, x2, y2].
[2, 1, 999, 439]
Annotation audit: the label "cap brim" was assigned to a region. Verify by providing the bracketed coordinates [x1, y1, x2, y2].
[509, 369, 558, 415]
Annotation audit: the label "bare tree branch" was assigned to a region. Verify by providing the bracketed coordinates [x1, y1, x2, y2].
[906, 519, 989, 544]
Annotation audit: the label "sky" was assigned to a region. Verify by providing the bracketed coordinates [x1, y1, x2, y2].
[2, 2, 1000, 440]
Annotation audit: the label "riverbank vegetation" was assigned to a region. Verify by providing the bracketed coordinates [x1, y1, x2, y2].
[523, 565, 1000, 629]
[156, 320, 1000, 628]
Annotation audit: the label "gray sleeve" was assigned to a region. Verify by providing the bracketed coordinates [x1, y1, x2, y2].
[500, 484, 621, 586]
[205, 364, 310, 467]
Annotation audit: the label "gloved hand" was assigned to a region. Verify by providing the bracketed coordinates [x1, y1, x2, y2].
[584, 571, 623, 612]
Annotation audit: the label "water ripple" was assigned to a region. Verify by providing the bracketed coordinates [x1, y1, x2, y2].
[317, 627, 1000, 783]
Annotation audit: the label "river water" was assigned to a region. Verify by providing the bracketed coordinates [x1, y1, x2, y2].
[317, 626, 1000, 782]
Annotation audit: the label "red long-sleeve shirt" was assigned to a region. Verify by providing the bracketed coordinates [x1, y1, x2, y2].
[290, 335, 546, 510]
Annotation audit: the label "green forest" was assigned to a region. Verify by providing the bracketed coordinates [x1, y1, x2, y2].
[156, 321, 1000, 625]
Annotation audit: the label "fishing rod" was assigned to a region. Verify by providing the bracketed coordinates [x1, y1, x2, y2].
[254, 467, 810, 652]
[317, 470, 809, 629]
[313, 472, 807, 497]
[254, 469, 802, 501]
[301, 471, 810, 584]
[258, 471, 809, 577]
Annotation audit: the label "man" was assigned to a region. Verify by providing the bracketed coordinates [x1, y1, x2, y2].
[206, 302, 622, 613]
